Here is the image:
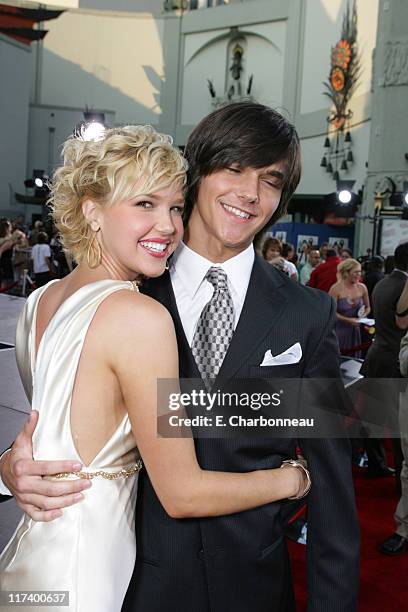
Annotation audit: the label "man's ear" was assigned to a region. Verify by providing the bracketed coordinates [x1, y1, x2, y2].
[82, 199, 101, 231]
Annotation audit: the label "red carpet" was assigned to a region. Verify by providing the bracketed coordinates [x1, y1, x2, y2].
[288, 467, 408, 611]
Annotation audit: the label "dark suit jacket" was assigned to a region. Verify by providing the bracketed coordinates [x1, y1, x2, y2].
[362, 270, 407, 377]
[123, 257, 360, 612]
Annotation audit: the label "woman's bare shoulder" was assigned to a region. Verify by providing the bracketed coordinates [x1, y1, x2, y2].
[329, 281, 341, 295]
[93, 289, 178, 377]
[96, 288, 174, 340]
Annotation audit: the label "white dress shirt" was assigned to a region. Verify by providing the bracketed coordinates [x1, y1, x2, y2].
[170, 241, 255, 345]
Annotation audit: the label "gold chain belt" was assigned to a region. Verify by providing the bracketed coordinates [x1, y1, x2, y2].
[53, 459, 143, 480]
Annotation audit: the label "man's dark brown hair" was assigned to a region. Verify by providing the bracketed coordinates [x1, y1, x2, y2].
[183, 101, 301, 225]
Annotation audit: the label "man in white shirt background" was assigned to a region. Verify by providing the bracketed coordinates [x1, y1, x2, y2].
[30, 231, 52, 287]
[299, 249, 321, 285]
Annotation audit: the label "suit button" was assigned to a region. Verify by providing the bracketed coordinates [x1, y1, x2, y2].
[197, 549, 205, 560]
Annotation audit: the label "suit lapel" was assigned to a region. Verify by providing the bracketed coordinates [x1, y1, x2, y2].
[142, 272, 200, 378]
[217, 258, 288, 380]
[143, 258, 289, 381]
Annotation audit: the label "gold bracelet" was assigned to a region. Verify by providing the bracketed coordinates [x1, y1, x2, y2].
[281, 459, 312, 500]
[52, 459, 143, 481]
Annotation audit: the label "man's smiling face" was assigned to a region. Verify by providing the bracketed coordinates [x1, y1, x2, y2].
[185, 163, 285, 262]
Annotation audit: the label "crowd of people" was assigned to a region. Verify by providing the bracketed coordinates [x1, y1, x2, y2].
[0, 216, 71, 293]
[260, 236, 387, 357]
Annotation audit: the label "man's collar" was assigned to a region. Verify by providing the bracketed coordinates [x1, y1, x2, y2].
[170, 241, 254, 298]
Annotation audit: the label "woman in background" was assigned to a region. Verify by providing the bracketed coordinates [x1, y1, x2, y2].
[329, 258, 371, 357]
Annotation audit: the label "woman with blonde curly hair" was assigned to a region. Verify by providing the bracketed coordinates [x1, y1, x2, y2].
[329, 257, 371, 356]
[0, 125, 308, 611]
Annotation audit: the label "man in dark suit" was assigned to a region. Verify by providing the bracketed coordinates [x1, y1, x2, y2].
[361, 243, 408, 483]
[0, 103, 359, 610]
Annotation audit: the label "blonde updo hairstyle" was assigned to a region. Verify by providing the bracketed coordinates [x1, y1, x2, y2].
[49, 125, 187, 267]
[337, 257, 361, 281]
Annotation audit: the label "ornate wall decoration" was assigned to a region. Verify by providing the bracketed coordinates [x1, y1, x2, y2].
[207, 28, 254, 108]
[320, 1, 360, 182]
[383, 41, 408, 86]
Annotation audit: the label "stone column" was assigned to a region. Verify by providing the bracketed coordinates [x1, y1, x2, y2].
[356, 0, 408, 255]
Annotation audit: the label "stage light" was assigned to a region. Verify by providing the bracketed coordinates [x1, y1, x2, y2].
[338, 189, 352, 204]
[81, 121, 105, 142]
[18, 170, 49, 205]
[324, 179, 358, 218]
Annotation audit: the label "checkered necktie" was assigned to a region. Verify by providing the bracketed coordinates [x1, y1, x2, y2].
[192, 267, 235, 387]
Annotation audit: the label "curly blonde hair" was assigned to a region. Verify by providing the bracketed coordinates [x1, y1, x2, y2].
[49, 124, 187, 265]
[337, 257, 361, 280]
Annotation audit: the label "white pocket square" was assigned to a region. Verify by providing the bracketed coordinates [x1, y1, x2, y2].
[260, 342, 302, 366]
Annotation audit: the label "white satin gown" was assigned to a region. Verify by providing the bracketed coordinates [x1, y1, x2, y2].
[0, 280, 142, 611]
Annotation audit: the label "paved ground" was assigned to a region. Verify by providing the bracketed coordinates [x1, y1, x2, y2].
[0, 293, 30, 552]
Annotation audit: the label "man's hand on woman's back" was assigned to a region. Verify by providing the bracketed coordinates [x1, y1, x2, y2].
[1, 411, 91, 521]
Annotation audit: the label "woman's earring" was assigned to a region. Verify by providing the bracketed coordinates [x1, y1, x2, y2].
[165, 260, 169, 271]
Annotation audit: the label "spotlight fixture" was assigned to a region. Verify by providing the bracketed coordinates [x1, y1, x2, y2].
[404, 182, 408, 205]
[336, 180, 355, 201]
[402, 182, 408, 219]
[74, 110, 106, 142]
[381, 178, 408, 212]
[17, 170, 49, 205]
[81, 121, 105, 142]
[324, 180, 359, 218]
[24, 170, 48, 195]
[338, 190, 352, 204]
